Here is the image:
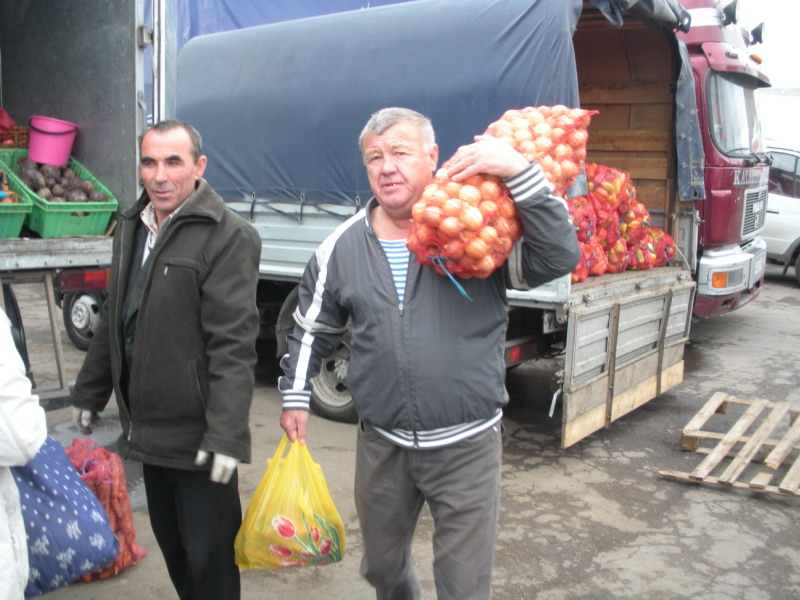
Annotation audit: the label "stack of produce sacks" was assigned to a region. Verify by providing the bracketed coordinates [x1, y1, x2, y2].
[407, 105, 597, 279]
[568, 163, 676, 282]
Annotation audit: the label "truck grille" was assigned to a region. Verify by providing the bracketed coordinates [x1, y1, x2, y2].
[742, 187, 767, 237]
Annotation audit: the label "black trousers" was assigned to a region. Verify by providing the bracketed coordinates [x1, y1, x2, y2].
[142, 463, 242, 600]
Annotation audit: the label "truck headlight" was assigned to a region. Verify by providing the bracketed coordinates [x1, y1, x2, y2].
[710, 268, 743, 290]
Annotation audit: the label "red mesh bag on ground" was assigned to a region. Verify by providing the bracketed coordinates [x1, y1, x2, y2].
[65, 438, 147, 581]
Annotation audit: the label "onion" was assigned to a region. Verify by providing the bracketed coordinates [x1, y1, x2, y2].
[459, 185, 481, 206]
[460, 205, 484, 230]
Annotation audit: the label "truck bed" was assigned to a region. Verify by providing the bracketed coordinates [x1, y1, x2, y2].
[233, 198, 695, 447]
[0, 236, 113, 404]
[0, 237, 113, 271]
[228, 199, 358, 282]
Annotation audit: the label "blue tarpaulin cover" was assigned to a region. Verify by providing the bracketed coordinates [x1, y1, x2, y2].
[176, 0, 581, 205]
[176, 0, 704, 205]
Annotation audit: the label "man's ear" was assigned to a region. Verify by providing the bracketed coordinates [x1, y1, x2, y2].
[429, 144, 439, 172]
[195, 155, 208, 179]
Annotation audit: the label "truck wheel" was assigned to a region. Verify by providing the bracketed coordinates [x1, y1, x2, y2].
[62, 292, 105, 351]
[277, 285, 357, 423]
[795, 256, 800, 286]
[310, 342, 358, 424]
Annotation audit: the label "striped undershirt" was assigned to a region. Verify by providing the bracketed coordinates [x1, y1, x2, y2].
[376, 237, 502, 449]
[378, 238, 409, 304]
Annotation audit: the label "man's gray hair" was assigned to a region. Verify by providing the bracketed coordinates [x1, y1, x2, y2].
[142, 119, 204, 162]
[358, 107, 436, 155]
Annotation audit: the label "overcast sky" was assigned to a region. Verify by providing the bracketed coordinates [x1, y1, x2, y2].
[738, 0, 800, 144]
[740, 0, 800, 89]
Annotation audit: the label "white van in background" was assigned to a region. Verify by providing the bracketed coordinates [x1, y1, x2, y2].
[765, 146, 800, 285]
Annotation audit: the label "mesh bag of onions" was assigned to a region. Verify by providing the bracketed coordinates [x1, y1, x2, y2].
[568, 162, 678, 281]
[407, 105, 597, 280]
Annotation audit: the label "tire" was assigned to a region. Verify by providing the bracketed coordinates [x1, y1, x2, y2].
[310, 341, 358, 424]
[276, 286, 357, 423]
[795, 255, 800, 286]
[62, 292, 106, 351]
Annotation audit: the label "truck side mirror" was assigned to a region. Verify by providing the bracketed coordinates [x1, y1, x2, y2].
[750, 23, 764, 45]
[677, 8, 691, 34]
[722, 0, 740, 26]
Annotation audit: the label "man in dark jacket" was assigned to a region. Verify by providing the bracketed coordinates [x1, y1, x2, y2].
[71, 119, 261, 600]
[280, 107, 581, 599]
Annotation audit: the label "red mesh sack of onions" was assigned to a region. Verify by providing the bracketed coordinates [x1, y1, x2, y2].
[484, 105, 597, 197]
[407, 105, 596, 280]
[585, 163, 633, 251]
[568, 196, 596, 243]
[626, 234, 657, 270]
[571, 237, 608, 283]
[594, 213, 621, 251]
[585, 162, 633, 214]
[571, 256, 590, 283]
[408, 164, 520, 279]
[604, 237, 629, 274]
[648, 227, 677, 267]
[619, 199, 652, 244]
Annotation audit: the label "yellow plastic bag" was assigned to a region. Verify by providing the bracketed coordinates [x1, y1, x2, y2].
[234, 435, 346, 569]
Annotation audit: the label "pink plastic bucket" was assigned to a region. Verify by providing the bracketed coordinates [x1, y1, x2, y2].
[28, 115, 78, 166]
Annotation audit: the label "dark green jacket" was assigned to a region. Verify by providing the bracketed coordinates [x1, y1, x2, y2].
[71, 179, 261, 470]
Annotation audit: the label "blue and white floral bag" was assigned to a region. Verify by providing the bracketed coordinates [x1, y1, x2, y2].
[12, 437, 119, 597]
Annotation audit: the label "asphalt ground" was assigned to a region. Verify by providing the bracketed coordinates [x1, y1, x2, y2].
[11, 262, 800, 599]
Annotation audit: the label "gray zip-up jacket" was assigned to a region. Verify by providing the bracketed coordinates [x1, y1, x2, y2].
[279, 163, 580, 432]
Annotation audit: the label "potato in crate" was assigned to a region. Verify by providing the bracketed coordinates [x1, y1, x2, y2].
[0, 148, 118, 238]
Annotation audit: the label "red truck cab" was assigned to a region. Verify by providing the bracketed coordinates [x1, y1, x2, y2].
[679, 0, 770, 317]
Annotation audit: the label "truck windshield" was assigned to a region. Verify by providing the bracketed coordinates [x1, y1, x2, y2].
[707, 72, 764, 157]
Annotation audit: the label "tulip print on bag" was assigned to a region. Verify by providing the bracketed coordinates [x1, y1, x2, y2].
[234, 436, 345, 570]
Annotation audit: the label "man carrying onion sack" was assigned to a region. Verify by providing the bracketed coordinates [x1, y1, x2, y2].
[70, 119, 261, 600]
[279, 107, 580, 599]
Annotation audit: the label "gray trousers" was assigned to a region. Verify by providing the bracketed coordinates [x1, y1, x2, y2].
[355, 421, 503, 600]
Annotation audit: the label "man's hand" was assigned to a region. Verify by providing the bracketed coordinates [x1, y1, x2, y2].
[72, 408, 98, 435]
[280, 409, 309, 445]
[446, 135, 530, 181]
[194, 450, 239, 484]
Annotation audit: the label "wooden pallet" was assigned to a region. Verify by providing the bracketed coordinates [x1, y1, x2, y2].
[659, 392, 800, 498]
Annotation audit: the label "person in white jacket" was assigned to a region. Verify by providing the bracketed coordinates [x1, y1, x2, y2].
[0, 306, 47, 599]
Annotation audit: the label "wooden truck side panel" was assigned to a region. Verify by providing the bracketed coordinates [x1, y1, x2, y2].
[561, 275, 695, 447]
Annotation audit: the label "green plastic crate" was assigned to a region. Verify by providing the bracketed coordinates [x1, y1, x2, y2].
[0, 148, 118, 238]
[0, 168, 33, 238]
